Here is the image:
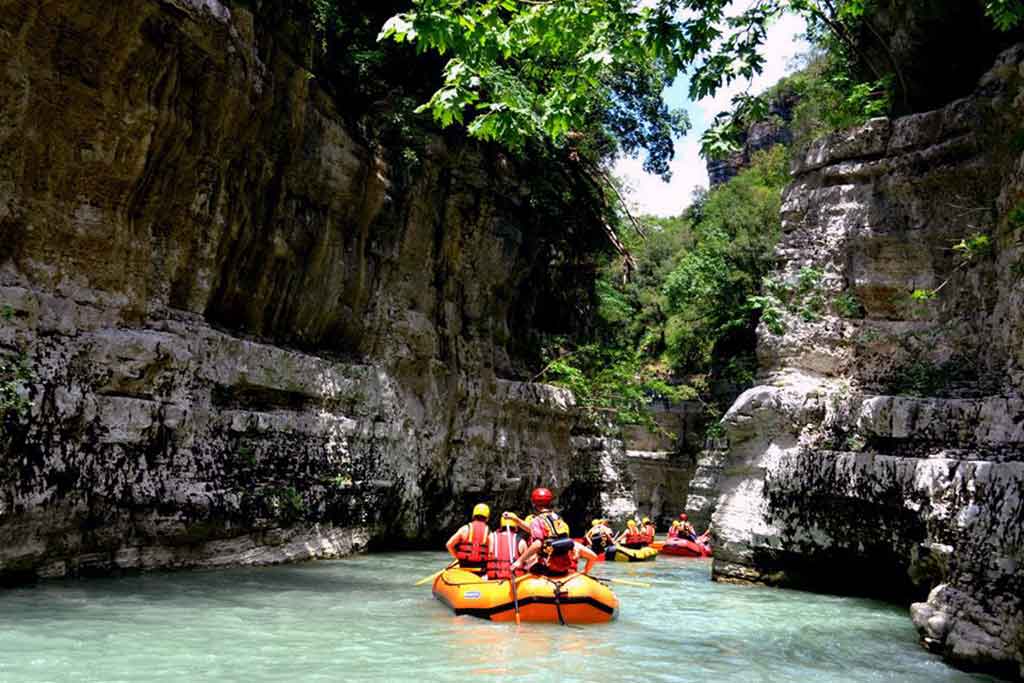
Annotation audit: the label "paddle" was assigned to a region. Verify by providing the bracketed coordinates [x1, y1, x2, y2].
[594, 576, 652, 588]
[414, 559, 457, 586]
[507, 531, 521, 626]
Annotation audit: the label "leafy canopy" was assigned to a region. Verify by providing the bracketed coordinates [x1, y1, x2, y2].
[378, 0, 784, 178]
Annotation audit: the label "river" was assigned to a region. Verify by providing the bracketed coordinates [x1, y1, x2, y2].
[0, 552, 998, 682]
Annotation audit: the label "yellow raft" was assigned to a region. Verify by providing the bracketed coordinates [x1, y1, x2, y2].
[432, 568, 619, 624]
[605, 545, 659, 562]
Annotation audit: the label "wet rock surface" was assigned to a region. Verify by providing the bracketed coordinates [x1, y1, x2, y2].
[706, 45, 1024, 678]
[0, 0, 622, 581]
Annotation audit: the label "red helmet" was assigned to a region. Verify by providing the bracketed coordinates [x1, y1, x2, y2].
[530, 487, 554, 508]
[679, 513, 688, 521]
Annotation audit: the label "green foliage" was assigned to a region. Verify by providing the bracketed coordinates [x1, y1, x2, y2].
[268, 486, 307, 523]
[1008, 200, 1024, 230]
[771, 53, 893, 149]
[986, 0, 1024, 30]
[951, 233, 991, 262]
[661, 145, 790, 369]
[545, 144, 788, 430]
[538, 343, 695, 429]
[379, 0, 704, 177]
[834, 292, 865, 318]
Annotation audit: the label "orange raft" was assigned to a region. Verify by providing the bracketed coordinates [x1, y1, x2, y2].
[432, 568, 619, 624]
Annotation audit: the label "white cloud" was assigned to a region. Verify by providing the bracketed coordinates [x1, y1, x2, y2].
[614, 10, 808, 217]
[615, 137, 706, 217]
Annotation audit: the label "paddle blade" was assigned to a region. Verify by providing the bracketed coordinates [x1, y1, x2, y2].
[415, 569, 443, 586]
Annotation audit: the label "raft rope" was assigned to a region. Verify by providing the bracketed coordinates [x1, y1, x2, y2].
[550, 578, 567, 626]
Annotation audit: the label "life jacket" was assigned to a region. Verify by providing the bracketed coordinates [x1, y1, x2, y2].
[643, 524, 655, 543]
[534, 512, 575, 574]
[667, 526, 679, 539]
[486, 529, 523, 580]
[624, 527, 644, 545]
[455, 520, 490, 565]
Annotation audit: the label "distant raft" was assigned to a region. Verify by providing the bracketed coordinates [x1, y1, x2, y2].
[432, 568, 618, 624]
[661, 538, 712, 558]
[604, 545, 658, 562]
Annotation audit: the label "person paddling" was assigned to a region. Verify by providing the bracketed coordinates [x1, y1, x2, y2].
[678, 513, 698, 541]
[584, 519, 615, 554]
[486, 515, 527, 581]
[446, 503, 491, 572]
[641, 516, 656, 545]
[504, 488, 596, 577]
[616, 519, 646, 549]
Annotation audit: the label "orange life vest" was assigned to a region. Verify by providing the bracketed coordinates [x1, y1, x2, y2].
[643, 524, 655, 543]
[486, 529, 524, 580]
[455, 520, 490, 564]
[667, 526, 679, 539]
[624, 528, 645, 545]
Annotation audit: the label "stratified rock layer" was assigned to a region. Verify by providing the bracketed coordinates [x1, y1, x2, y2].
[707, 46, 1024, 678]
[0, 0, 620, 580]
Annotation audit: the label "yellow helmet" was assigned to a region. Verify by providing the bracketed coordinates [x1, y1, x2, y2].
[642, 517, 650, 524]
[500, 515, 516, 528]
[672, 520, 680, 527]
[591, 519, 601, 527]
[473, 503, 490, 519]
[627, 520, 637, 528]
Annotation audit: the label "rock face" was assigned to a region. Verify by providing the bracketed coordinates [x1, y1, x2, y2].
[857, 0, 1022, 114]
[0, 0, 620, 581]
[706, 93, 797, 186]
[706, 46, 1024, 677]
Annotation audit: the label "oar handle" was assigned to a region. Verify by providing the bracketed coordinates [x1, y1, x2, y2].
[414, 559, 459, 586]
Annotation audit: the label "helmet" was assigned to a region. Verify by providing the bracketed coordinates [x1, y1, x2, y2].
[626, 520, 637, 528]
[672, 520, 680, 527]
[500, 516, 516, 528]
[642, 517, 650, 524]
[473, 503, 490, 519]
[679, 513, 688, 521]
[591, 519, 601, 527]
[530, 487, 554, 508]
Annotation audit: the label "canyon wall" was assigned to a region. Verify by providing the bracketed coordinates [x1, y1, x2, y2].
[705, 46, 1024, 678]
[0, 0, 622, 582]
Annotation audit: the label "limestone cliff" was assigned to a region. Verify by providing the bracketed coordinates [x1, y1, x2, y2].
[704, 46, 1024, 678]
[0, 0, 620, 582]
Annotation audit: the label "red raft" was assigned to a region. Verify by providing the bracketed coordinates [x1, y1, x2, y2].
[661, 537, 712, 557]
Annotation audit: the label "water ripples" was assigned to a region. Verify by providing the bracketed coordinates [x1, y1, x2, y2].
[0, 552, 1000, 682]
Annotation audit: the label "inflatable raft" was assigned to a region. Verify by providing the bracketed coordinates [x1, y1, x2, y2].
[661, 538, 712, 557]
[604, 545, 658, 562]
[432, 568, 618, 624]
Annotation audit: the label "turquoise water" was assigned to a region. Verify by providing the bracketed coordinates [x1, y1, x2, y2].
[0, 552, 997, 682]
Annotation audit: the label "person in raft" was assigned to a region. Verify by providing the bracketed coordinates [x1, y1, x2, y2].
[616, 519, 647, 549]
[486, 515, 527, 581]
[446, 503, 491, 573]
[503, 487, 597, 578]
[667, 520, 681, 539]
[678, 513, 698, 541]
[641, 516, 656, 544]
[584, 519, 615, 554]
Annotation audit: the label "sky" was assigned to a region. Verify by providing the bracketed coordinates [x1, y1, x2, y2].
[613, 11, 809, 217]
